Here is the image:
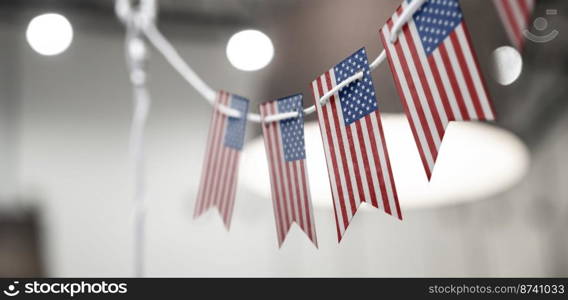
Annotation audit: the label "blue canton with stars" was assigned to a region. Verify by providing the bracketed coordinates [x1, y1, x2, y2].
[224, 94, 249, 150]
[277, 94, 306, 162]
[411, 0, 463, 55]
[334, 47, 378, 126]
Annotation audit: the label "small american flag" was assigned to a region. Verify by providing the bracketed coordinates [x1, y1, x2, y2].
[311, 48, 402, 242]
[493, 0, 536, 50]
[380, 0, 496, 179]
[260, 95, 318, 247]
[195, 91, 249, 229]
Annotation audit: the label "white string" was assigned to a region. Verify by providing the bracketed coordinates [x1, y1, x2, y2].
[131, 81, 150, 278]
[389, 0, 426, 43]
[143, 24, 217, 104]
[122, 0, 423, 124]
[117, 0, 153, 278]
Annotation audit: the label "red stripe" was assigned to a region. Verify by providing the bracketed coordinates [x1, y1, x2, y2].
[314, 78, 347, 238]
[220, 150, 236, 227]
[268, 103, 291, 235]
[460, 22, 496, 120]
[273, 110, 296, 230]
[291, 161, 305, 230]
[324, 72, 358, 216]
[201, 92, 228, 213]
[427, 55, 455, 121]
[518, 0, 531, 25]
[218, 145, 234, 220]
[354, 121, 378, 207]
[210, 130, 230, 211]
[284, 162, 298, 225]
[387, 19, 438, 173]
[195, 92, 222, 216]
[225, 151, 240, 228]
[299, 161, 315, 244]
[261, 104, 285, 244]
[380, 29, 432, 179]
[345, 125, 366, 204]
[365, 115, 391, 214]
[374, 111, 402, 219]
[501, 0, 524, 48]
[438, 44, 471, 120]
[403, 26, 445, 138]
[449, 31, 485, 119]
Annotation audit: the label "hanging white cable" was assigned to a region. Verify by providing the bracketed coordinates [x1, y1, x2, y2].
[126, 31, 150, 278]
[143, 24, 217, 104]
[116, 0, 155, 278]
[137, 0, 421, 123]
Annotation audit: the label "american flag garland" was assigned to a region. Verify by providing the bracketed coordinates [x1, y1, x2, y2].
[195, 91, 249, 229]
[193, 0, 506, 245]
[380, 0, 496, 179]
[260, 95, 318, 247]
[311, 48, 402, 241]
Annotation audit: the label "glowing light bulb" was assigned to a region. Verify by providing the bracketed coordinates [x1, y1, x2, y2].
[226, 30, 274, 71]
[26, 13, 73, 56]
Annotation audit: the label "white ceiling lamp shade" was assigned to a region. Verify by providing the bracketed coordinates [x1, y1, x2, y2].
[241, 114, 530, 210]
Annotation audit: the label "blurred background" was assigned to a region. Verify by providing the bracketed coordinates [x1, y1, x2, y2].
[0, 0, 567, 277]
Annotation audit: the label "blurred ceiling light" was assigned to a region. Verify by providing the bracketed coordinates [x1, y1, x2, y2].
[241, 114, 530, 210]
[26, 13, 73, 56]
[226, 29, 274, 71]
[491, 46, 523, 86]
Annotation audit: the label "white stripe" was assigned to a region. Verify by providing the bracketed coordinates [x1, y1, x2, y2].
[396, 19, 442, 148]
[444, 37, 478, 119]
[525, 0, 535, 11]
[261, 105, 283, 241]
[432, 50, 463, 120]
[301, 161, 317, 242]
[268, 104, 288, 231]
[382, 26, 435, 171]
[221, 150, 236, 221]
[287, 160, 300, 224]
[349, 124, 372, 204]
[508, 0, 528, 30]
[274, 107, 295, 227]
[455, 25, 495, 120]
[359, 117, 384, 208]
[407, 21, 450, 127]
[328, 70, 362, 207]
[312, 79, 346, 235]
[320, 75, 354, 223]
[226, 151, 240, 227]
[369, 113, 397, 215]
[294, 160, 308, 233]
[494, 0, 521, 48]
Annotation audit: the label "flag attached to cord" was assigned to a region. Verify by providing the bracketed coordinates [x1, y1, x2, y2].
[493, 0, 536, 51]
[195, 91, 249, 229]
[310, 48, 402, 242]
[260, 95, 318, 247]
[380, 0, 496, 180]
